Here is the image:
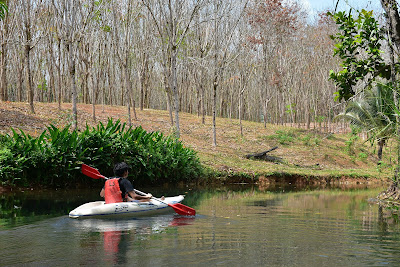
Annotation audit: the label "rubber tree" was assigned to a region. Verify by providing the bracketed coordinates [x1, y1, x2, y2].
[210, 0, 248, 146]
[247, 0, 303, 127]
[0, 0, 8, 101]
[111, 0, 137, 127]
[141, 0, 205, 138]
[21, 0, 35, 113]
[52, 0, 96, 130]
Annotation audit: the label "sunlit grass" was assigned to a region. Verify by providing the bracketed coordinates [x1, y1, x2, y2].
[0, 102, 395, 184]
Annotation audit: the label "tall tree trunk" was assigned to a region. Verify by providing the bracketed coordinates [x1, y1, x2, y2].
[387, 8, 400, 182]
[23, 0, 34, 113]
[1, 13, 8, 101]
[171, 48, 180, 138]
[57, 39, 62, 109]
[239, 85, 243, 136]
[68, 42, 78, 130]
[17, 56, 23, 102]
[377, 138, 386, 161]
[25, 45, 34, 113]
[381, 0, 400, 49]
[212, 74, 217, 147]
[139, 53, 148, 111]
[125, 65, 132, 127]
[262, 41, 269, 128]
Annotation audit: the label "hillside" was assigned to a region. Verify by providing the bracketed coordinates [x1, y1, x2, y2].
[0, 101, 393, 185]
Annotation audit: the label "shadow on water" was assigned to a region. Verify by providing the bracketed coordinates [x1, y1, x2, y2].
[0, 188, 99, 229]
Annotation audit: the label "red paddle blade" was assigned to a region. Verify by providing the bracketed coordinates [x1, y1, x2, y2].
[81, 164, 107, 180]
[170, 203, 196, 216]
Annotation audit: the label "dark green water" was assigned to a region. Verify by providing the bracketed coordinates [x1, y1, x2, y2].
[1, 184, 400, 266]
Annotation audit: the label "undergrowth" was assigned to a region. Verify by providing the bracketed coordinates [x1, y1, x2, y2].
[0, 119, 203, 188]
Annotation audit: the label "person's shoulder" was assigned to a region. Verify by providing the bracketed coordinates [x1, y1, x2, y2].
[119, 178, 132, 184]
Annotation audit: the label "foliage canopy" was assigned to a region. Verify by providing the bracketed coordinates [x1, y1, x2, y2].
[328, 9, 391, 101]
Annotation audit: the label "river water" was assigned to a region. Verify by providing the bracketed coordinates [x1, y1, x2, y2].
[1, 184, 400, 266]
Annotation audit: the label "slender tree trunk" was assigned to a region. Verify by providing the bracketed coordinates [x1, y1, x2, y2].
[48, 38, 55, 103]
[25, 45, 34, 113]
[23, 0, 34, 113]
[162, 68, 174, 126]
[212, 75, 217, 146]
[171, 48, 180, 138]
[239, 86, 243, 136]
[17, 57, 23, 102]
[69, 42, 78, 130]
[132, 99, 137, 120]
[57, 39, 62, 110]
[92, 72, 97, 122]
[262, 41, 269, 128]
[201, 81, 205, 124]
[381, 0, 400, 48]
[387, 13, 400, 182]
[139, 53, 148, 111]
[125, 64, 132, 127]
[1, 13, 8, 101]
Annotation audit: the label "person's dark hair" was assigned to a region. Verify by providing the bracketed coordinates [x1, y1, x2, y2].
[113, 162, 131, 177]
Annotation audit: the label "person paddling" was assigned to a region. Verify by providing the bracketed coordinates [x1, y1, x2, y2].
[100, 162, 152, 203]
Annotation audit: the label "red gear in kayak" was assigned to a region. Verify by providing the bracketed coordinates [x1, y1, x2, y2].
[104, 178, 123, 204]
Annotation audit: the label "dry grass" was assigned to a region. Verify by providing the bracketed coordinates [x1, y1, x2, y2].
[0, 101, 394, 182]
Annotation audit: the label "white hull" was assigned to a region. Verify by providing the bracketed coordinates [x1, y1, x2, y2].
[69, 195, 184, 219]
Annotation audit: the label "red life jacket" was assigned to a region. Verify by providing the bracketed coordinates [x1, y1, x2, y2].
[104, 178, 123, 204]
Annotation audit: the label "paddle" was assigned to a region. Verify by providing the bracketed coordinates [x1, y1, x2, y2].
[81, 164, 196, 216]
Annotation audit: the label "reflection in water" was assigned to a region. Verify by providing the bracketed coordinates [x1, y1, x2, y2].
[4, 185, 400, 266]
[69, 215, 196, 265]
[377, 203, 400, 233]
[0, 189, 98, 229]
[169, 216, 196, 226]
[103, 230, 130, 265]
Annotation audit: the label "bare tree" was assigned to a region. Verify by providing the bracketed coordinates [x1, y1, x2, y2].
[142, 0, 205, 138]
[0, 2, 8, 101]
[21, 0, 35, 113]
[209, 0, 248, 146]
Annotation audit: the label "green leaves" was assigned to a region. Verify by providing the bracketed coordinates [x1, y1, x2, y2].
[0, 118, 202, 187]
[334, 82, 397, 149]
[0, 0, 8, 21]
[328, 9, 388, 101]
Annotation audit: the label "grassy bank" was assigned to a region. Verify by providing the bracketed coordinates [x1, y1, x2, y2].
[0, 102, 394, 185]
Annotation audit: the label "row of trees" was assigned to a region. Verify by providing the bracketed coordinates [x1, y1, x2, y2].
[0, 0, 345, 141]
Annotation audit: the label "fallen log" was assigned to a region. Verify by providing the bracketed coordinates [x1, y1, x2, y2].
[245, 146, 283, 163]
[245, 146, 278, 159]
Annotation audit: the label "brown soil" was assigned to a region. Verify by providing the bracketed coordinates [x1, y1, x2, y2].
[0, 101, 393, 185]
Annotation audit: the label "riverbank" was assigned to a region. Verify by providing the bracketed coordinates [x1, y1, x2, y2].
[0, 101, 394, 186]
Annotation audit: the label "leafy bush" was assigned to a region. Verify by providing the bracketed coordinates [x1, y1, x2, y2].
[265, 130, 296, 145]
[0, 119, 203, 187]
[345, 134, 359, 156]
[358, 152, 368, 162]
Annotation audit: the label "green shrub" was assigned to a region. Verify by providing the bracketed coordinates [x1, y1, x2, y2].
[0, 119, 203, 187]
[266, 130, 295, 145]
[358, 152, 368, 162]
[345, 134, 359, 156]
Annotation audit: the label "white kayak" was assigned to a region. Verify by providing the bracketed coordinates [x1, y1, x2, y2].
[69, 195, 185, 219]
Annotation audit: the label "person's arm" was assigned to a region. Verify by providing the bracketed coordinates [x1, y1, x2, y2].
[127, 190, 152, 201]
[120, 178, 152, 201]
[100, 187, 105, 198]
